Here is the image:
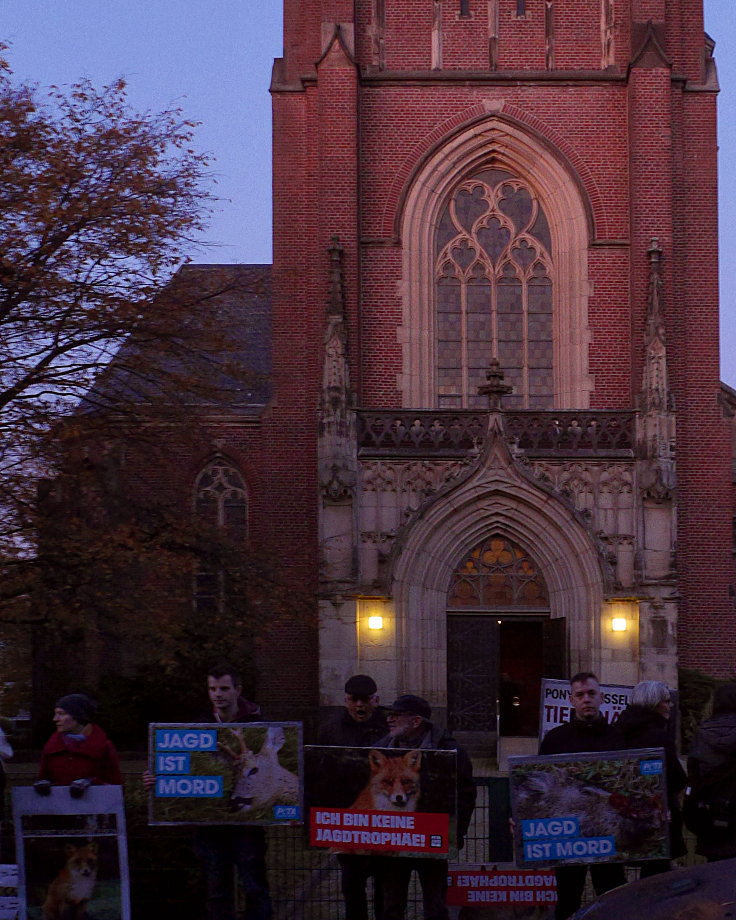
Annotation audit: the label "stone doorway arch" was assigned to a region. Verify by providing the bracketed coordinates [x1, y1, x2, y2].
[386, 434, 609, 724]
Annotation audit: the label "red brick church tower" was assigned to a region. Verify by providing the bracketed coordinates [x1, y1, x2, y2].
[264, 0, 731, 741]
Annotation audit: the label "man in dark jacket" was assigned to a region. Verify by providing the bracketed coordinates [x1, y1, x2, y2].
[376, 694, 476, 920]
[318, 675, 388, 920]
[191, 664, 272, 920]
[538, 672, 626, 920]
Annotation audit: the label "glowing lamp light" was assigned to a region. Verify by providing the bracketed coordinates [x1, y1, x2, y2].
[368, 616, 384, 630]
[611, 617, 628, 632]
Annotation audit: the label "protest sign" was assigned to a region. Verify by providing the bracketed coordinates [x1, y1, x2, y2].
[305, 745, 457, 857]
[509, 748, 669, 867]
[447, 867, 556, 917]
[148, 722, 302, 825]
[12, 785, 129, 920]
[539, 679, 631, 741]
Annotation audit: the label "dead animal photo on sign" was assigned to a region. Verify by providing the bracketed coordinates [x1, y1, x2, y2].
[509, 748, 669, 867]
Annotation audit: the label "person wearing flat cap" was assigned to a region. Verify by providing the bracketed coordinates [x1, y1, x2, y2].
[318, 675, 389, 920]
[376, 695, 476, 920]
[37, 693, 122, 787]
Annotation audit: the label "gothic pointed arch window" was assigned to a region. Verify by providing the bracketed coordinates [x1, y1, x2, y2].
[400, 117, 592, 409]
[436, 170, 553, 409]
[447, 535, 549, 608]
[193, 458, 248, 615]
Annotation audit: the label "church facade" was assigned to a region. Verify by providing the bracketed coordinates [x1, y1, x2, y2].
[256, 0, 732, 742]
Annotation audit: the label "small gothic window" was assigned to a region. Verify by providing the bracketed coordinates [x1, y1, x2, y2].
[448, 536, 549, 608]
[193, 459, 247, 615]
[459, 0, 471, 17]
[195, 460, 248, 538]
[516, 0, 527, 16]
[435, 169, 553, 409]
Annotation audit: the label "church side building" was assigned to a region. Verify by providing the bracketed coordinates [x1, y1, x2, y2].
[262, 0, 732, 745]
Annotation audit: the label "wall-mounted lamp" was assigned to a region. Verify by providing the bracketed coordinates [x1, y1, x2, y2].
[368, 616, 384, 630]
[611, 617, 628, 632]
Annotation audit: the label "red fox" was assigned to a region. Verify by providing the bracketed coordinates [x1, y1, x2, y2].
[42, 841, 98, 920]
[351, 749, 422, 811]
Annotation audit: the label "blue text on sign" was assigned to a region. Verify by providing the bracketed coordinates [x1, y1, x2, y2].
[155, 729, 218, 751]
[156, 753, 191, 774]
[156, 776, 223, 797]
[521, 818, 579, 840]
[524, 836, 616, 861]
[640, 760, 663, 775]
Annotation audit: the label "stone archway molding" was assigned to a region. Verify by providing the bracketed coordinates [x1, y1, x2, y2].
[386, 426, 608, 704]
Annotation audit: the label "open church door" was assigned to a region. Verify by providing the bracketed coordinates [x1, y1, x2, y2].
[542, 616, 567, 679]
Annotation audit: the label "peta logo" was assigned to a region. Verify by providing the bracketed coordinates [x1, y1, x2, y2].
[273, 805, 300, 820]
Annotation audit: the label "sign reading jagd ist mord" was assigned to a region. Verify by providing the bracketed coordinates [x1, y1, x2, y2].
[148, 722, 303, 826]
[510, 748, 669, 867]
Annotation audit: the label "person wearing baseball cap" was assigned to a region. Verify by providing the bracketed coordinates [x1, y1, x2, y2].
[376, 694, 476, 920]
[317, 675, 388, 920]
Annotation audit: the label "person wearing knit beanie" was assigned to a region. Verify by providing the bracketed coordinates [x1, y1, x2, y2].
[54, 693, 97, 728]
[37, 692, 121, 786]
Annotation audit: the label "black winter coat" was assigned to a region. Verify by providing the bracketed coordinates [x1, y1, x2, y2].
[539, 715, 624, 755]
[617, 704, 687, 858]
[317, 709, 389, 747]
[688, 712, 736, 859]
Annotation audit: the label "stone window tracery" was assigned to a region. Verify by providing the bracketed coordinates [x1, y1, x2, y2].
[435, 169, 553, 409]
[193, 459, 247, 615]
[447, 535, 549, 608]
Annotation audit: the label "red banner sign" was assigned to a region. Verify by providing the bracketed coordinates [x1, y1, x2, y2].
[447, 869, 557, 907]
[309, 807, 450, 854]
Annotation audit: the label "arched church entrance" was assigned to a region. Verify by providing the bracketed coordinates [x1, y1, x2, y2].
[447, 535, 566, 742]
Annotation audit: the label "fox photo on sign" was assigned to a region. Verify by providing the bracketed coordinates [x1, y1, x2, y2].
[148, 722, 302, 826]
[12, 785, 130, 920]
[305, 745, 457, 858]
[510, 748, 669, 867]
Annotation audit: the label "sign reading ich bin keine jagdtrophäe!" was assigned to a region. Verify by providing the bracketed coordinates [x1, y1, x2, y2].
[510, 748, 669, 867]
[148, 722, 303, 826]
[305, 745, 457, 857]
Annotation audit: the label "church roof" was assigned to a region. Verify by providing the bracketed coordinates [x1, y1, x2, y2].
[81, 264, 272, 415]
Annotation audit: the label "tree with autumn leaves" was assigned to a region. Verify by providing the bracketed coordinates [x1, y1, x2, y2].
[0, 52, 294, 738]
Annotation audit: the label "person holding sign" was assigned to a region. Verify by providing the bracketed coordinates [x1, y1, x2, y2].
[376, 695, 476, 920]
[144, 664, 272, 920]
[318, 675, 388, 920]
[617, 680, 686, 876]
[192, 664, 272, 920]
[37, 693, 121, 791]
[538, 673, 625, 920]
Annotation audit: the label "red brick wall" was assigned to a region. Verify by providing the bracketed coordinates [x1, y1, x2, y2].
[271, 0, 735, 685]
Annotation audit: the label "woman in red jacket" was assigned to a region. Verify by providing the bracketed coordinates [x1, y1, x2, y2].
[38, 694, 122, 787]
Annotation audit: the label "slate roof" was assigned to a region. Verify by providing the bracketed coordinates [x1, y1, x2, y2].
[81, 264, 272, 415]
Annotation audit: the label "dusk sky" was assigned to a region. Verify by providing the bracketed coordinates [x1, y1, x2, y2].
[3, 1, 735, 382]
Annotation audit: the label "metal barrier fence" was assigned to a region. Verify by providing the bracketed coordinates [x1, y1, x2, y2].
[266, 778, 499, 920]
